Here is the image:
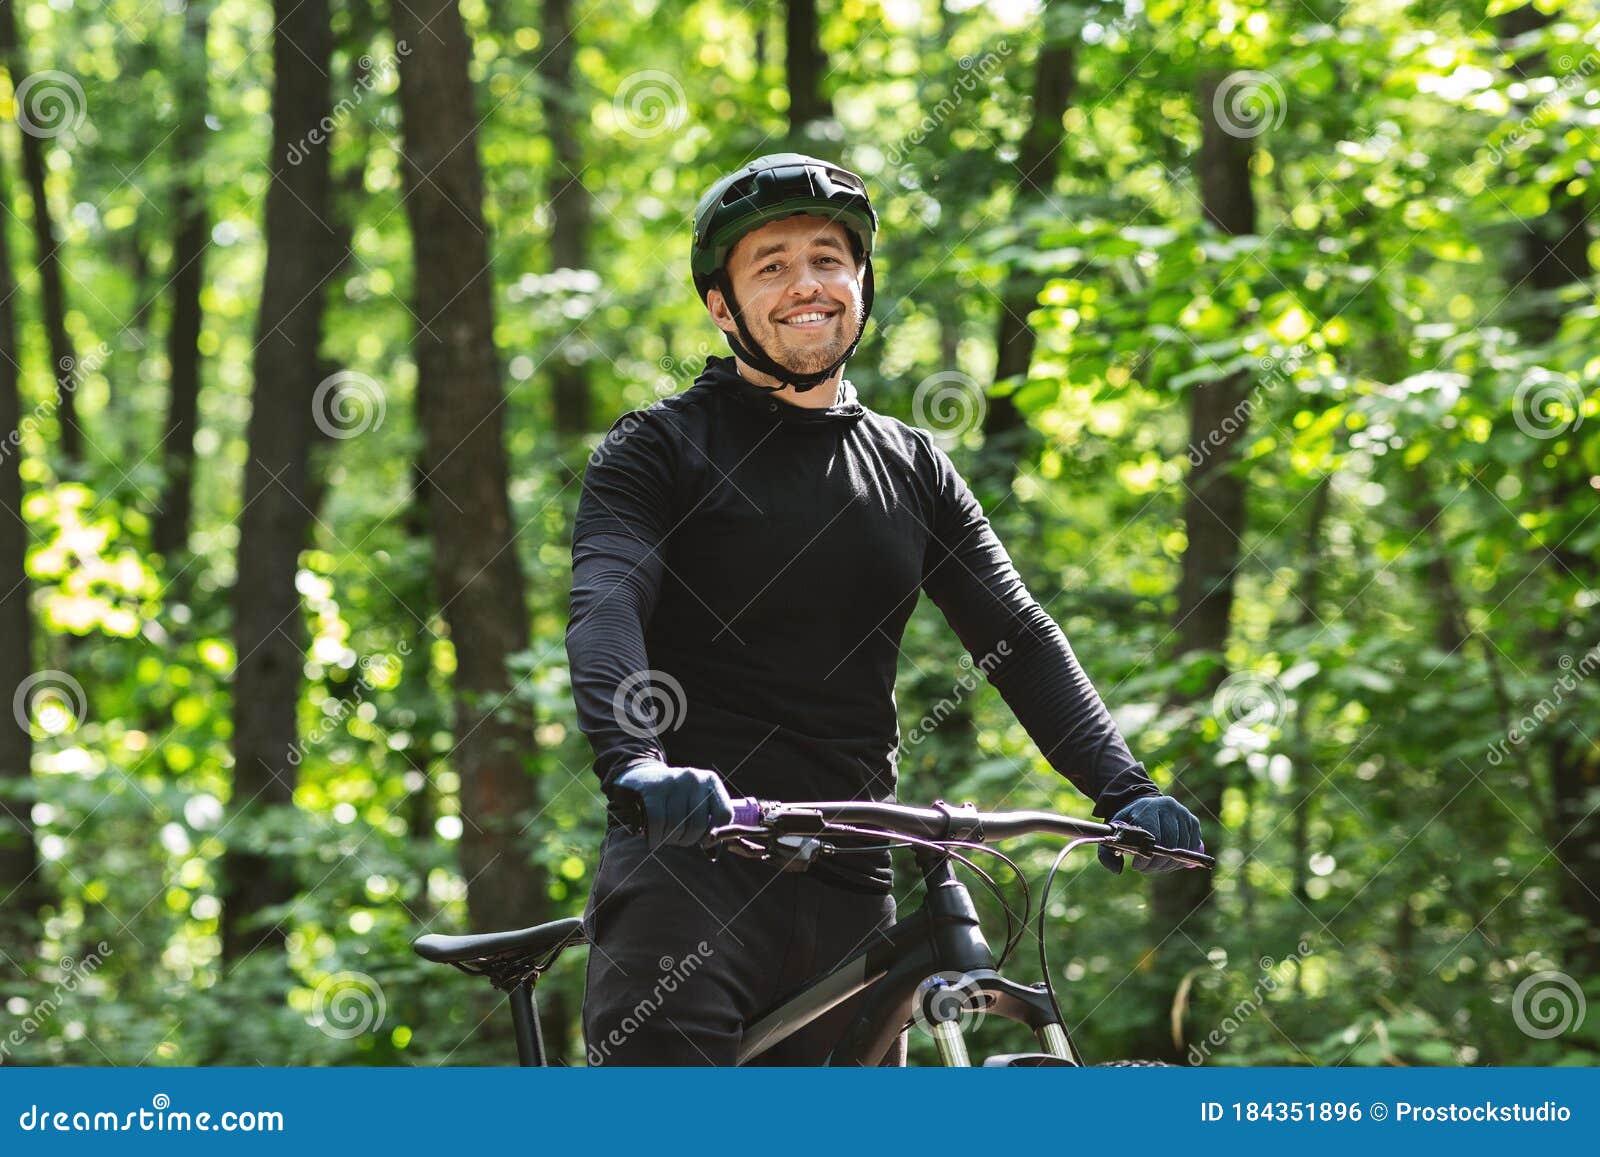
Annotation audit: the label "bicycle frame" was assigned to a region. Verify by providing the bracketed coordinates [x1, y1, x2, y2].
[416, 798, 1208, 1066]
[737, 843, 1079, 1066]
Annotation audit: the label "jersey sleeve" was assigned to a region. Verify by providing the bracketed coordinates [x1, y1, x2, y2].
[566, 409, 681, 791]
[916, 434, 1160, 818]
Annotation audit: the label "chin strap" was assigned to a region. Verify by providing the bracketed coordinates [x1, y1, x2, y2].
[712, 260, 875, 394]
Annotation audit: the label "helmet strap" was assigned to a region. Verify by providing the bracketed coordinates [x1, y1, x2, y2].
[712, 260, 875, 395]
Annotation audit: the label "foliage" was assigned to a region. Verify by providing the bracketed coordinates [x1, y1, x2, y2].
[1, 0, 1597, 1067]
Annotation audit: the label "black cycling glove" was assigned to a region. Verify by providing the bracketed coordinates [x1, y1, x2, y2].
[1098, 795, 1203, 874]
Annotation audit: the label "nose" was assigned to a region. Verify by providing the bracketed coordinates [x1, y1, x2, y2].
[786, 261, 824, 299]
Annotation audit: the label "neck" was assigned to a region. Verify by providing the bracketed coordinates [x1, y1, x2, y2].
[732, 355, 844, 409]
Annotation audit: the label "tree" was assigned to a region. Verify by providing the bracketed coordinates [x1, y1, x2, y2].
[785, 0, 831, 136]
[152, 0, 212, 560]
[221, 0, 337, 965]
[538, 0, 595, 439]
[390, 0, 547, 940]
[0, 131, 40, 951]
[978, 0, 1077, 480]
[1138, 66, 1260, 1060]
[1494, 0, 1600, 974]
[0, 0, 81, 468]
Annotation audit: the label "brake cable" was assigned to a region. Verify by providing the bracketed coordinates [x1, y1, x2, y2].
[1036, 837, 1100, 1032]
[822, 824, 1026, 973]
[942, 840, 1031, 968]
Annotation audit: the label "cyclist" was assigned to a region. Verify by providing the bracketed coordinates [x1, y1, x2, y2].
[566, 153, 1203, 1065]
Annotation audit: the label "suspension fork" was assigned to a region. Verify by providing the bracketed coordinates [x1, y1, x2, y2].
[915, 846, 990, 1067]
[912, 846, 1086, 1065]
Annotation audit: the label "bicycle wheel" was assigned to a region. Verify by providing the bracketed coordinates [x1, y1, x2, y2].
[1093, 1059, 1177, 1067]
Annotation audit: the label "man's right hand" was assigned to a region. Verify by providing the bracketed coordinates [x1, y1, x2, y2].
[611, 760, 735, 850]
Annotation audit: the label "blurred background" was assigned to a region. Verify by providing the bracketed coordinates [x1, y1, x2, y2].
[1, 0, 1597, 1066]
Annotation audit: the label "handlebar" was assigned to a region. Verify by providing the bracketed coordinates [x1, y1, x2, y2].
[607, 794, 1214, 871]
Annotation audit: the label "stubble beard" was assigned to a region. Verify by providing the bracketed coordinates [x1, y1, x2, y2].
[761, 298, 863, 375]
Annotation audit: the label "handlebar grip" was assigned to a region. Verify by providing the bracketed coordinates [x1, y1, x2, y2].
[608, 793, 763, 841]
[1151, 843, 1215, 870]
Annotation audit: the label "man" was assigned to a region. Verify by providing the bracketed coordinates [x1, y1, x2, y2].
[567, 153, 1202, 1065]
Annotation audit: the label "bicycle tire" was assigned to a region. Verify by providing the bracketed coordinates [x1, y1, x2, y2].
[1093, 1059, 1177, 1067]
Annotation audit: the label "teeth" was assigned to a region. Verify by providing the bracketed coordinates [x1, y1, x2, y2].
[782, 311, 832, 324]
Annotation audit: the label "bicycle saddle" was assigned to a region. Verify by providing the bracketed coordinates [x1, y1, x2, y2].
[412, 917, 587, 988]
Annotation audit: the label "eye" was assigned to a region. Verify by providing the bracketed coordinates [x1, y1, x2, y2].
[759, 261, 783, 274]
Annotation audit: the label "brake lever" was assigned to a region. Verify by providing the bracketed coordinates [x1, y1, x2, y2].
[704, 835, 769, 862]
[1156, 843, 1215, 870]
[705, 822, 767, 844]
[1107, 820, 1156, 856]
[1106, 822, 1214, 870]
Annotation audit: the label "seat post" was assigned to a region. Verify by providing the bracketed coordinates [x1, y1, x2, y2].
[508, 982, 546, 1066]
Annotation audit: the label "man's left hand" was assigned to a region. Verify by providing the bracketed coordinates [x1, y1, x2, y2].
[1098, 795, 1203, 874]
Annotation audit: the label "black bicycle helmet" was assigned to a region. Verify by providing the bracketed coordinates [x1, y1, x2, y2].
[690, 153, 878, 392]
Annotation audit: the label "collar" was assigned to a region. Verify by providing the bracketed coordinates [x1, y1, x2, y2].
[695, 355, 867, 428]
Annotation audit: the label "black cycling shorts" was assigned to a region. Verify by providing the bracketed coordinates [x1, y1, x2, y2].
[581, 827, 907, 1066]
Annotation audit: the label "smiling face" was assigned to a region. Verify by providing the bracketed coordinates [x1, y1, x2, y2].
[705, 214, 867, 384]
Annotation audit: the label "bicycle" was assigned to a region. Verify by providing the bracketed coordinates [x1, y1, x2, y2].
[412, 796, 1213, 1066]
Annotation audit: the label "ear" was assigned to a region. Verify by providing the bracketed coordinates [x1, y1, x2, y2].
[705, 287, 736, 337]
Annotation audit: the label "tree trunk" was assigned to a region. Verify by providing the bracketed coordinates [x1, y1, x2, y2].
[980, 0, 1076, 469]
[0, 136, 40, 952]
[402, 465, 439, 911]
[302, 0, 379, 522]
[330, 0, 376, 279]
[538, 0, 593, 438]
[785, 0, 831, 135]
[0, 0, 80, 468]
[391, 0, 545, 939]
[1287, 474, 1331, 936]
[153, 0, 212, 560]
[754, 0, 769, 77]
[1139, 69, 1257, 1061]
[1496, 0, 1600, 974]
[1498, 4, 1591, 344]
[221, 0, 336, 966]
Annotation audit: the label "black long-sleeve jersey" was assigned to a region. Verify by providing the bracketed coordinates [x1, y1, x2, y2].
[566, 356, 1159, 891]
